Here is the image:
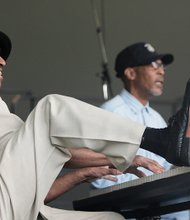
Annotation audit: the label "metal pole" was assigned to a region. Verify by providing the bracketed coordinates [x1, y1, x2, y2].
[91, 0, 113, 100]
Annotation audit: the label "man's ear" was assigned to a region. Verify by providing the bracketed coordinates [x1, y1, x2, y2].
[124, 68, 136, 80]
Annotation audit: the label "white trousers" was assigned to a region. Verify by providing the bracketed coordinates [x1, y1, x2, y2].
[39, 205, 126, 220]
[0, 95, 145, 220]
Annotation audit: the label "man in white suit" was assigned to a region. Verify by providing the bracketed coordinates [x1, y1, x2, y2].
[0, 31, 190, 220]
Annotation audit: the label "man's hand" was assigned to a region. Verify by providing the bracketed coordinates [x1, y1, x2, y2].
[45, 166, 122, 203]
[45, 155, 165, 203]
[76, 166, 122, 182]
[124, 155, 165, 178]
[65, 148, 165, 179]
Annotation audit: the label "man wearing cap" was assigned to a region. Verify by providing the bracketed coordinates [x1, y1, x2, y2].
[92, 42, 189, 219]
[1, 30, 190, 220]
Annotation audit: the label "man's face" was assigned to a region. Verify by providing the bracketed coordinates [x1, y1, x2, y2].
[132, 59, 165, 97]
[0, 56, 6, 88]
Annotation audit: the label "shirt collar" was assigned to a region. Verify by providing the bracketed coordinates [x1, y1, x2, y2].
[120, 89, 150, 113]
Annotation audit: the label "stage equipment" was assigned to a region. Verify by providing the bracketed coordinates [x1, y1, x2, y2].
[91, 0, 113, 100]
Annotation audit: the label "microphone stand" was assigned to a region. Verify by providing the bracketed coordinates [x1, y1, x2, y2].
[91, 0, 113, 100]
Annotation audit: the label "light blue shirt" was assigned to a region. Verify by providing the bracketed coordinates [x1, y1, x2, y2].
[92, 89, 189, 220]
[101, 89, 167, 128]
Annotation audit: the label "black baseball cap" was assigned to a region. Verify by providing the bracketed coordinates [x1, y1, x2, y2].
[0, 31, 12, 60]
[115, 42, 174, 78]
